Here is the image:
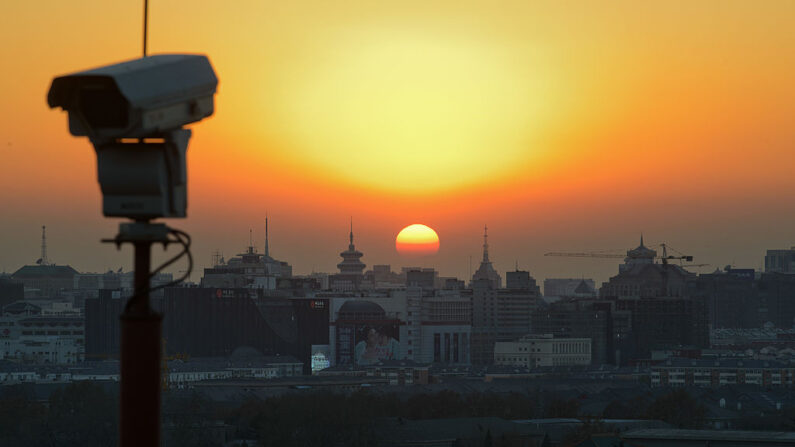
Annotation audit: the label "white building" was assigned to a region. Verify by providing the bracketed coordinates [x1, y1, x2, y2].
[0, 313, 84, 364]
[494, 334, 591, 368]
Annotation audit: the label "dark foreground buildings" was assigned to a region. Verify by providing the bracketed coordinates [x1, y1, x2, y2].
[86, 287, 329, 373]
[691, 268, 795, 329]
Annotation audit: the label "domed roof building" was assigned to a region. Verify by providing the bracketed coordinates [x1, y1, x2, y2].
[620, 235, 657, 273]
[600, 236, 696, 298]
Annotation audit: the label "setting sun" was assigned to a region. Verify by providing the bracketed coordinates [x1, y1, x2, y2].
[396, 224, 440, 257]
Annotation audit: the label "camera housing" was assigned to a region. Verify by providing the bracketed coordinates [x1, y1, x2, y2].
[47, 54, 217, 219]
[48, 54, 217, 142]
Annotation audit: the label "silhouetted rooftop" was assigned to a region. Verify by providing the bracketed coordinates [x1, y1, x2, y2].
[11, 264, 78, 279]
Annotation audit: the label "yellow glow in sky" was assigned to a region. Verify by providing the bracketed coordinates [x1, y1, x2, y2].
[270, 29, 555, 193]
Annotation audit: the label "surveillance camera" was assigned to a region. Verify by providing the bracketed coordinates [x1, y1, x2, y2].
[47, 54, 217, 142]
[47, 54, 218, 219]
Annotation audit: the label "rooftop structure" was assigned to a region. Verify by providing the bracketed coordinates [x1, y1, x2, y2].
[201, 221, 292, 289]
[336, 219, 365, 275]
[620, 235, 657, 273]
[329, 220, 366, 290]
[471, 225, 501, 289]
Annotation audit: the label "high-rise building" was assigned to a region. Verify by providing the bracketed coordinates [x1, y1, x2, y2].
[766, 247, 795, 274]
[608, 295, 709, 360]
[469, 257, 542, 364]
[689, 269, 795, 329]
[532, 298, 613, 365]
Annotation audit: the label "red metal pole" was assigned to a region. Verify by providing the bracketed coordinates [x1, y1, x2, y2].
[120, 239, 161, 446]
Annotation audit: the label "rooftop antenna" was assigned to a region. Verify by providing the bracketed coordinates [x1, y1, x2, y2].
[40, 225, 49, 265]
[211, 249, 223, 267]
[264, 214, 270, 257]
[248, 228, 256, 253]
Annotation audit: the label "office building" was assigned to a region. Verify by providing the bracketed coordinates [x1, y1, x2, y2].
[531, 298, 613, 365]
[765, 247, 795, 274]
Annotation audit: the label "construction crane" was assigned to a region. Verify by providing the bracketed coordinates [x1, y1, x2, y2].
[659, 243, 691, 265]
[545, 244, 708, 268]
[546, 241, 707, 297]
[545, 252, 624, 259]
[161, 338, 189, 391]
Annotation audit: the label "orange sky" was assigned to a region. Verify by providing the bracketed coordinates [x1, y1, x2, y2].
[1, 1, 794, 285]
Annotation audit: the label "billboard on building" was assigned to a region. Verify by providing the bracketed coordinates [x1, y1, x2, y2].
[311, 344, 331, 373]
[336, 322, 400, 366]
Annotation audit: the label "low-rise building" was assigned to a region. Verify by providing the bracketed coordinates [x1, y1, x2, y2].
[650, 358, 795, 387]
[494, 334, 591, 368]
[622, 429, 795, 447]
[317, 359, 430, 385]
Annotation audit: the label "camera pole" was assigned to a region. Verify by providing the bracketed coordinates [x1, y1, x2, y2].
[108, 222, 170, 446]
[143, 0, 149, 57]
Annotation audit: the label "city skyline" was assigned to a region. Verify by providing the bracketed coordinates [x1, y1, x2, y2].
[2, 221, 788, 288]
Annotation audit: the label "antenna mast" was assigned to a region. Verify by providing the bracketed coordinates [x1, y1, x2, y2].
[40, 225, 49, 265]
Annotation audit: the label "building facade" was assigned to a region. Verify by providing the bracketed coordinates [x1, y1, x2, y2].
[531, 298, 613, 365]
[327, 288, 472, 367]
[766, 248, 795, 274]
[494, 334, 592, 368]
[651, 358, 795, 387]
[470, 282, 543, 365]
